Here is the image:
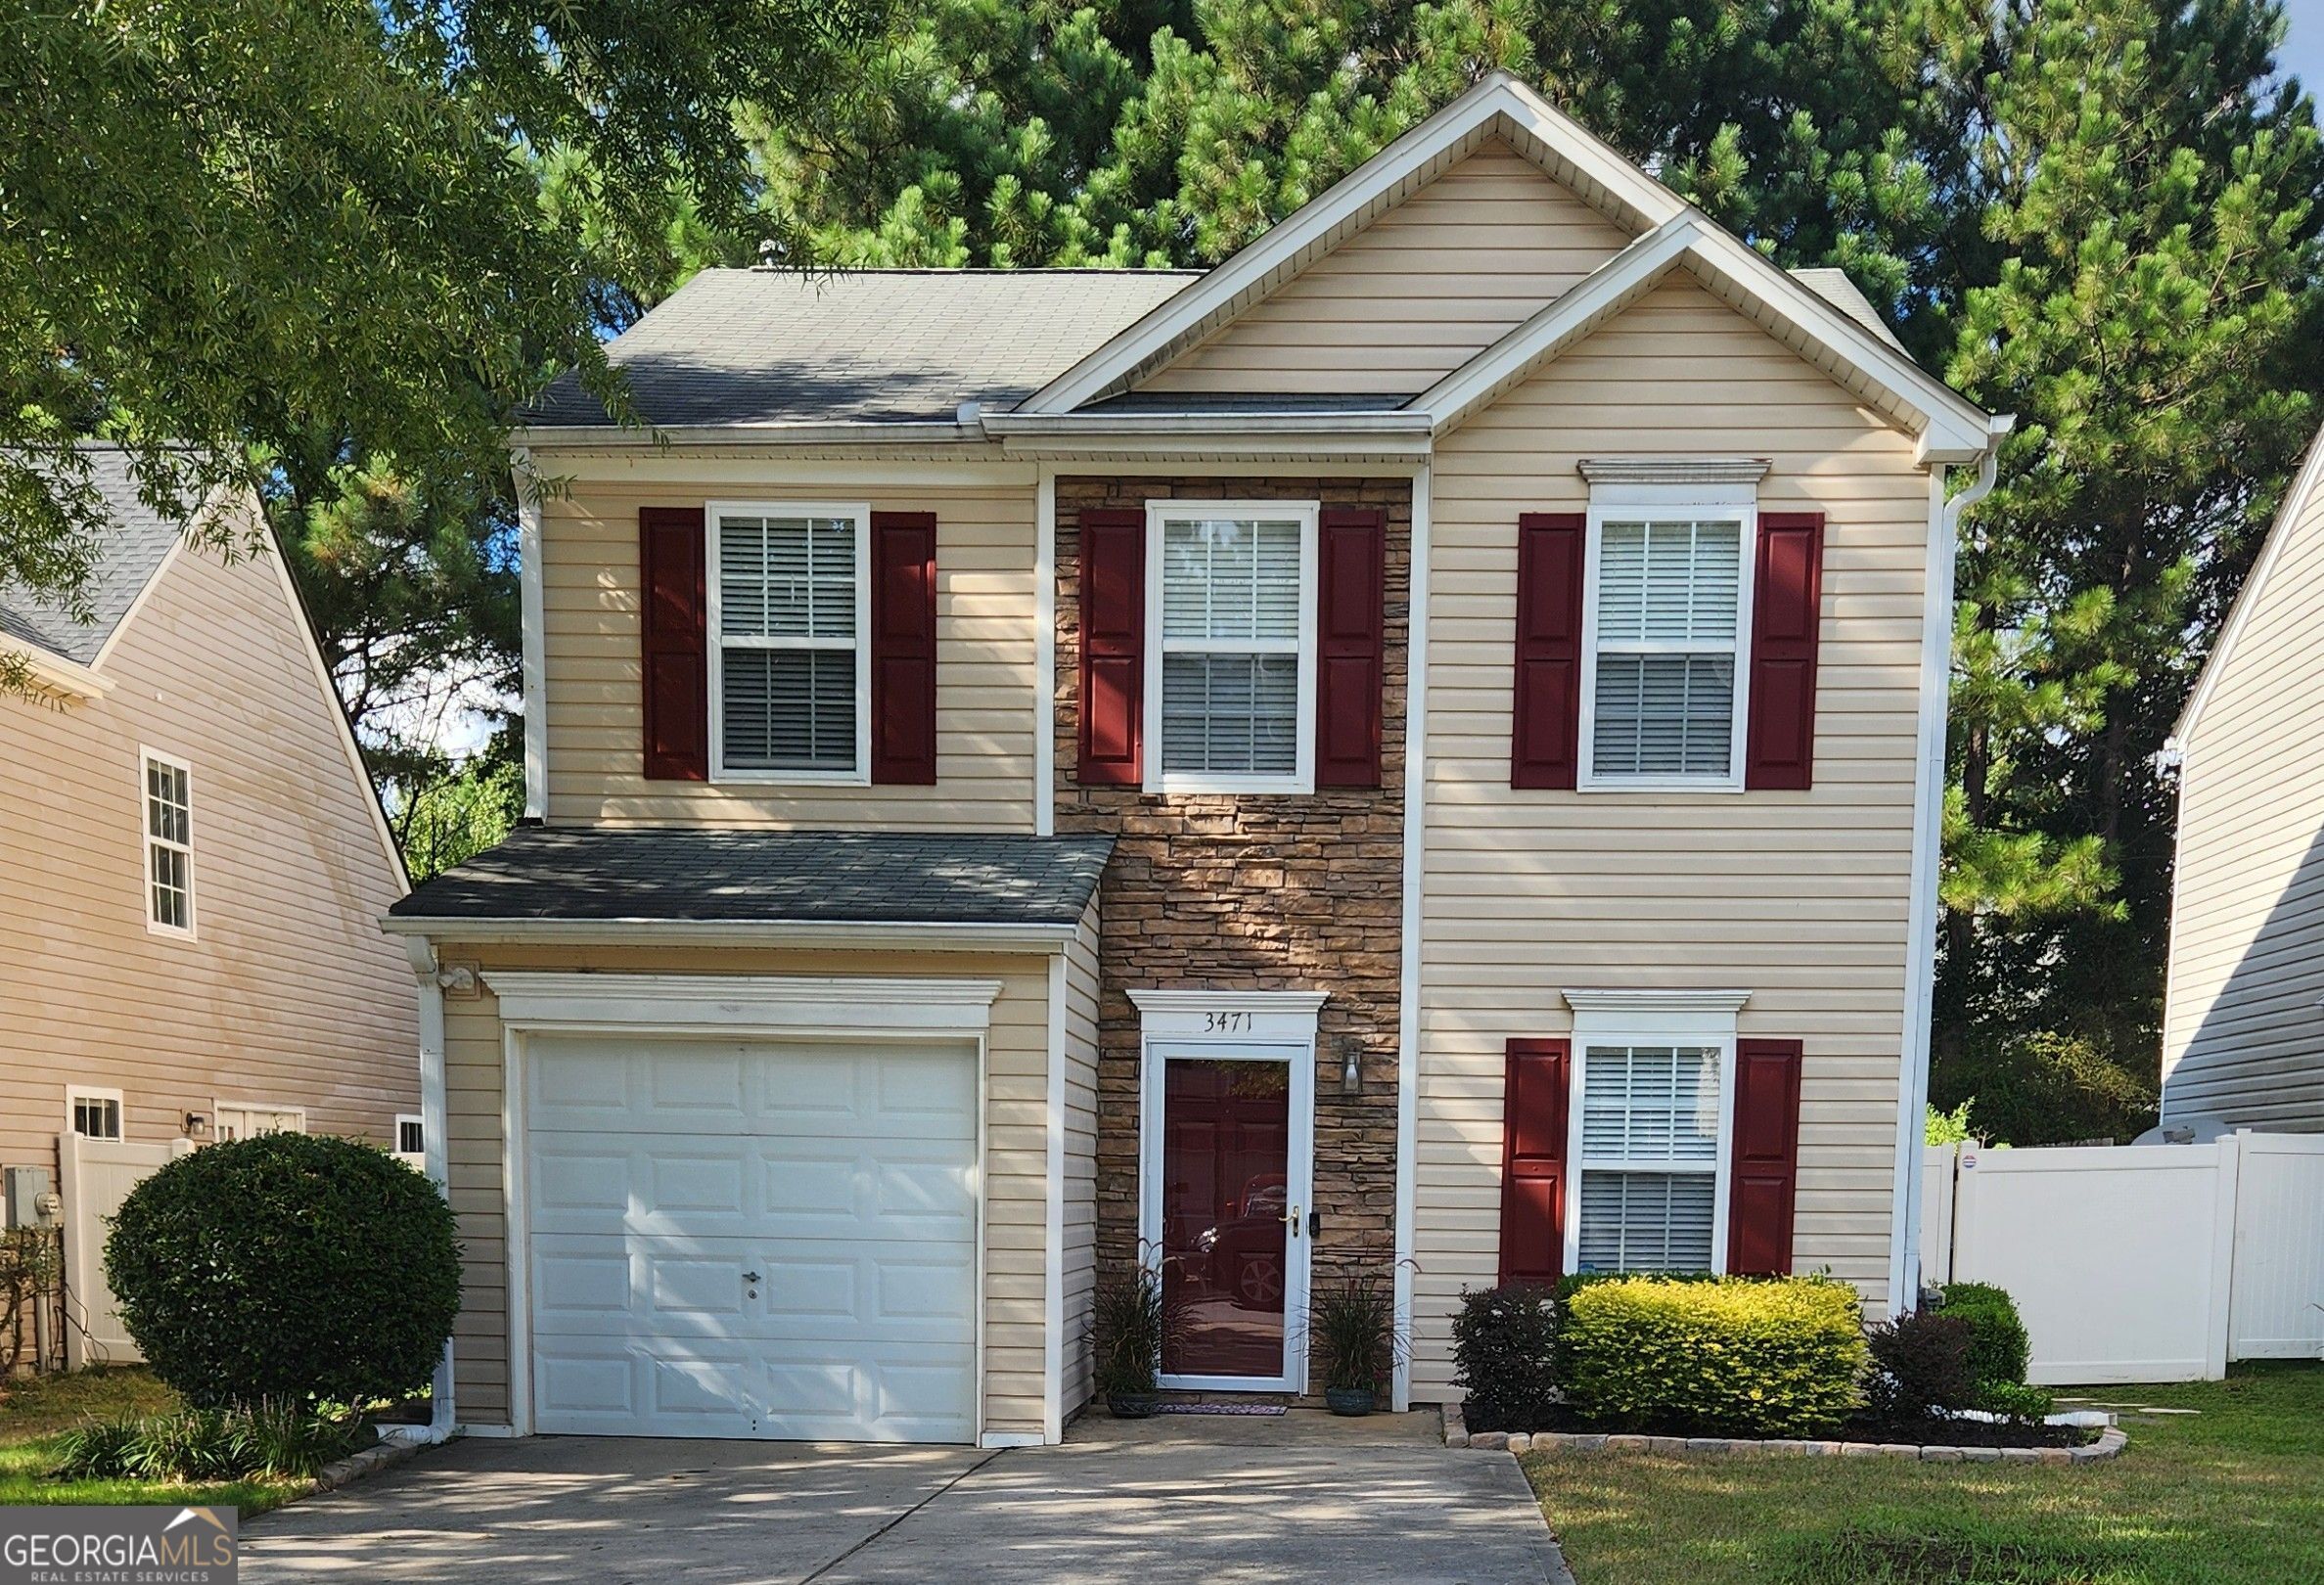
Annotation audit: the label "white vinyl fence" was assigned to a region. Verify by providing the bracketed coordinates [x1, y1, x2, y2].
[59, 1131, 182, 1370]
[1923, 1133, 2324, 1384]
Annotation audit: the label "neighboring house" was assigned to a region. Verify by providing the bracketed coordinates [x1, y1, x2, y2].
[0, 443, 420, 1364]
[2163, 421, 2324, 1133]
[387, 73, 2009, 1446]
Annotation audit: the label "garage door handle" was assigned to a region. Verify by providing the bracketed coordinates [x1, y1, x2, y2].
[744, 1271, 762, 1285]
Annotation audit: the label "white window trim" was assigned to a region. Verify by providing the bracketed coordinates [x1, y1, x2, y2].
[1560, 988, 1750, 1276]
[1142, 499, 1320, 795]
[393, 1111, 428, 1162]
[705, 500, 874, 787]
[67, 1085, 125, 1141]
[139, 747, 196, 937]
[212, 1101, 308, 1141]
[1576, 482, 1757, 793]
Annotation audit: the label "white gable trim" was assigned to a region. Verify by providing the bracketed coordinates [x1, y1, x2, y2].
[1020, 70, 1996, 462]
[1018, 72, 1683, 416]
[0, 632, 112, 700]
[1408, 211, 1994, 463]
[2176, 421, 2324, 743]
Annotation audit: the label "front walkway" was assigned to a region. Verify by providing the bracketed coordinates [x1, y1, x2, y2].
[241, 1413, 1568, 1584]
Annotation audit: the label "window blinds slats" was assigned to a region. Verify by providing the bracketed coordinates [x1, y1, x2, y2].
[719, 649, 856, 771]
[1577, 1172, 1716, 1273]
[1592, 516, 1744, 779]
[1161, 653, 1299, 775]
[1158, 514, 1302, 777]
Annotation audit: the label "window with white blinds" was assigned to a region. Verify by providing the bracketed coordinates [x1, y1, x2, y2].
[141, 750, 194, 934]
[1147, 504, 1315, 791]
[709, 506, 869, 780]
[1574, 1043, 1722, 1273]
[1584, 505, 1750, 786]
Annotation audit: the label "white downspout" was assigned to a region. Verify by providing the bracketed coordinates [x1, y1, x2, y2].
[393, 934, 457, 1444]
[1889, 415, 2014, 1315]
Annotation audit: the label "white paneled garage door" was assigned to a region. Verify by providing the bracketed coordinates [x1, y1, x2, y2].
[524, 1034, 979, 1442]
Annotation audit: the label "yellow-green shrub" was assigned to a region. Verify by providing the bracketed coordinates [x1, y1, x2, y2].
[1561, 1275, 1868, 1437]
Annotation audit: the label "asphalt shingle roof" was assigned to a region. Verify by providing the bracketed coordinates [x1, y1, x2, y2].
[390, 827, 1115, 928]
[527, 268, 1199, 429]
[0, 445, 189, 665]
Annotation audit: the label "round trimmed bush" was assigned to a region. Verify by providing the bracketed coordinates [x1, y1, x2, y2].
[105, 1132, 459, 1409]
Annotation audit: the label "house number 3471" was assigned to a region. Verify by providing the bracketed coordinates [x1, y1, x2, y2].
[1205, 1011, 1253, 1032]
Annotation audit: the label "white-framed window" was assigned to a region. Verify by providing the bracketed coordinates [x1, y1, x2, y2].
[393, 1112, 427, 1167]
[140, 748, 195, 934]
[68, 1086, 124, 1141]
[213, 1102, 306, 1142]
[1143, 500, 1318, 793]
[1562, 989, 1748, 1275]
[1578, 482, 1756, 791]
[706, 501, 872, 784]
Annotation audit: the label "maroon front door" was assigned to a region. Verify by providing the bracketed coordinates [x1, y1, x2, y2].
[1159, 1058, 1292, 1381]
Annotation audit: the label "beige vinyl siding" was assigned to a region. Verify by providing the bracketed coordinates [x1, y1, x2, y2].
[1411, 275, 1932, 1398]
[541, 471, 1039, 831]
[437, 942, 1057, 1440]
[0, 526, 415, 1167]
[1139, 142, 1635, 397]
[1061, 900, 1102, 1419]
[2165, 458, 2324, 1131]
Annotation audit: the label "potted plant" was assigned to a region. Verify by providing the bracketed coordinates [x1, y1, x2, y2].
[1310, 1276, 1396, 1416]
[1086, 1266, 1169, 1418]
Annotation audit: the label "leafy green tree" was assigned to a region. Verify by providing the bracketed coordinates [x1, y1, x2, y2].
[0, 0, 885, 615]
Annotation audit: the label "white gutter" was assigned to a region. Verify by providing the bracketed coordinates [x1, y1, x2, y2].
[980, 410, 1432, 437]
[1391, 461, 1430, 1412]
[514, 421, 983, 448]
[377, 914, 1081, 954]
[397, 936, 457, 1444]
[512, 448, 548, 822]
[0, 635, 112, 701]
[1890, 413, 2014, 1314]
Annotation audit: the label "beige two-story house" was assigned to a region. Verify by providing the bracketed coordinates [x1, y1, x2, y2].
[2163, 420, 2324, 1134]
[1, 444, 420, 1365]
[387, 73, 2010, 1445]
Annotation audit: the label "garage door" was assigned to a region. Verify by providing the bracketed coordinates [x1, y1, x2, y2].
[524, 1035, 979, 1442]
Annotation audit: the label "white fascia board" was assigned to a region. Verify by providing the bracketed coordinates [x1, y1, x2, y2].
[1, 633, 111, 700]
[980, 410, 1431, 436]
[1413, 214, 1700, 430]
[2177, 420, 2324, 743]
[377, 913, 1079, 955]
[1673, 228, 1992, 461]
[514, 421, 985, 449]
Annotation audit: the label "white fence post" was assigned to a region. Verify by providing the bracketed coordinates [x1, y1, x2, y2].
[1920, 1143, 1958, 1291]
[2206, 1134, 2241, 1381]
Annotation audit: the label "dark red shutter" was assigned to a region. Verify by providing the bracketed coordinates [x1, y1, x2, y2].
[1316, 506, 1387, 788]
[1727, 1038, 1805, 1276]
[869, 511, 938, 785]
[1512, 513, 1587, 789]
[1745, 512, 1825, 791]
[1499, 1038, 1572, 1287]
[639, 505, 707, 781]
[1077, 508, 1145, 787]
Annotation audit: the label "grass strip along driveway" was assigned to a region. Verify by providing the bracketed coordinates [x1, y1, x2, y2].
[1523, 1362, 2324, 1584]
[0, 1367, 303, 1514]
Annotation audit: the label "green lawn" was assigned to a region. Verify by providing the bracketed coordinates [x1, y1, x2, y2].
[1522, 1363, 2324, 1584]
[0, 1367, 302, 1514]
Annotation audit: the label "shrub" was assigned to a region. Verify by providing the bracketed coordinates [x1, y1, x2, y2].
[1979, 1381, 2057, 1424]
[1450, 1285, 1560, 1432]
[106, 1132, 459, 1410]
[1934, 1282, 2032, 1390]
[1864, 1310, 1978, 1424]
[1561, 1275, 1868, 1437]
[51, 1404, 367, 1482]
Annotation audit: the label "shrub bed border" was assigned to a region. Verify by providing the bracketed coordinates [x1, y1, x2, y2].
[1444, 1412, 2127, 1465]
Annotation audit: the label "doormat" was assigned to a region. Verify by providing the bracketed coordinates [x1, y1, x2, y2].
[1159, 1402, 1287, 1417]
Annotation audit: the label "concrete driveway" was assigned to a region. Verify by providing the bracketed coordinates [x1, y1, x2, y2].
[241, 1415, 1568, 1584]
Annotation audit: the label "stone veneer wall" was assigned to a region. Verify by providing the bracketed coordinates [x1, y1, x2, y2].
[1054, 476, 1411, 1292]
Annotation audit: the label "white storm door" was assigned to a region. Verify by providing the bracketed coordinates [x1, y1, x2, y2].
[524, 1034, 980, 1442]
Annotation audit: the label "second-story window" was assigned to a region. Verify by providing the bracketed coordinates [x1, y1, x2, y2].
[708, 504, 871, 783]
[142, 749, 195, 934]
[1145, 501, 1317, 794]
[1581, 485, 1754, 790]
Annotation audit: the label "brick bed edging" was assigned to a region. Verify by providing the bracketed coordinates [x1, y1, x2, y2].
[304, 1433, 430, 1496]
[1445, 1419, 2128, 1466]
